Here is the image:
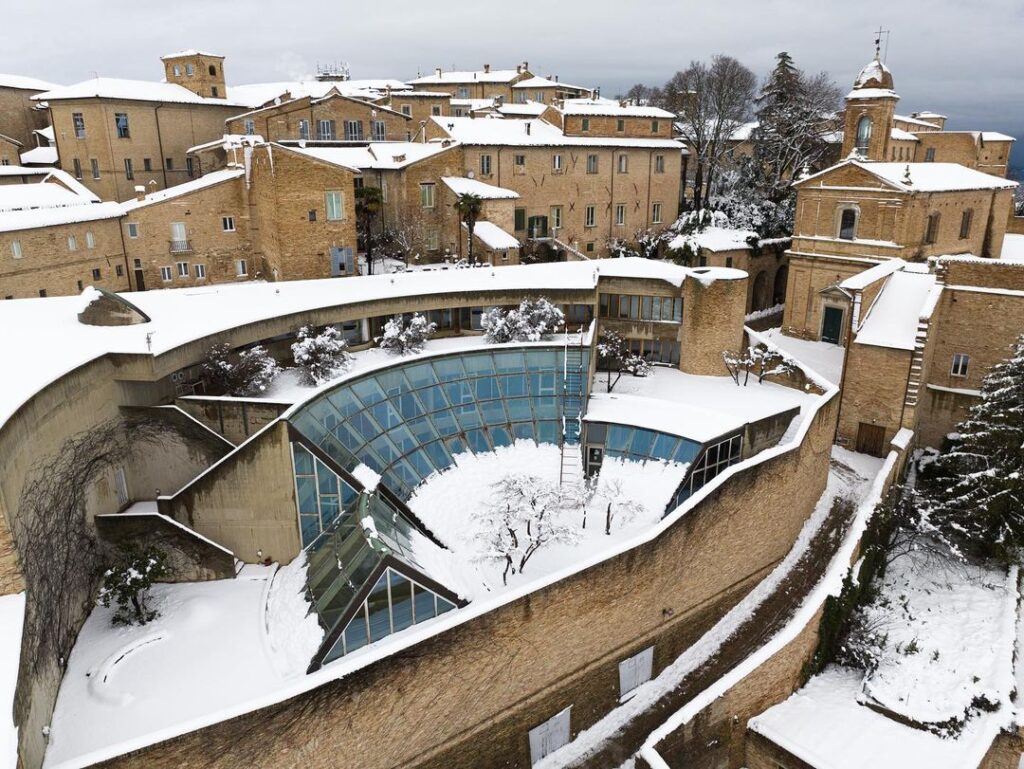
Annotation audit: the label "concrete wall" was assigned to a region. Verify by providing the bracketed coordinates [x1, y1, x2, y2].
[680, 272, 747, 375]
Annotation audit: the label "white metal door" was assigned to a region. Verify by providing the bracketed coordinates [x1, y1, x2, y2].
[618, 646, 654, 698]
[529, 706, 571, 764]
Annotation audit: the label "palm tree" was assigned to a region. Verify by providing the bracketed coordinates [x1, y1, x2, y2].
[355, 186, 384, 274]
[453, 192, 484, 266]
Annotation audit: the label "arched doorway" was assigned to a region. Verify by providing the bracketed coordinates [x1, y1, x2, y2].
[752, 271, 769, 312]
[773, 265, 788, 305]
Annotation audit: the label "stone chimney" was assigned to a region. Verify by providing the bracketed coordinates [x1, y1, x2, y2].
[484, 63, 491, 73]
[134, 185, 146, 202]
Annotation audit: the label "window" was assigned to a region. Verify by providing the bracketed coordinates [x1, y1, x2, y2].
[160, 266, 173, 281]
[11, 240, 22, 259]
[143, 158, 152, 172]
[619, 646, 654, 698]
[115, 264, 123, 277]
[426, 229, 440, 251]
[124, 158, 134, 180]
[655, 154, 665, 174]
[616, 119, 625, 132]
[325, 191, 344, 221]
[372, 120, 386, 141]
[176, 261, 189, 277]
[651, 119, 660, 133]
[172, 65, 181, 76]
[838, 208, 857, 240]
[552, 153, 562, 171]
[67, 236, 77, 252]
[456, 86, 470, 99]
[235, 259, 248, 276]
[959, 209, 974, 239]
[165, 157, 174, 170]
[344, 120, 364, 141]
[222, 216, 236, 232]
[550, 206, 562, 230]
[480, 154, 492, 176]
[72, 158, 82, 179]
[581, 118, 590, 132]
[114, 113, 130, 139]
[586, 154, 598, 174]
[585, 205, 596, 228]
[186, 157, 194, 178]
[529, 708, 571, 765]
[127, 222, 139, 238]
[419, 183, 435, 209]
[431, 105, 441, 116]
[194, 264, 207, 279]
[924, 212, 941, 245]
[211, 86, 219, 99]
[652, 202, 663, 224]
[514, 207, 526, 231]
[318, 119, 335, 140]
[185, 63, 194, 76]
[85, 231, 96, 249]
[209, 64, 217, 76]
[924, 147, 936, 162]
[951, 352, 969, 377]
[243, 119, 255, 135]
[586, 242, 594, 253]
[855, 116, 872, 153]
[91, 268, 101, 280]
[90, 159, 100, 179]
[308, 209, 317, 222]
[38, 289, 46, 297]
[72, 113, 86, 139]
[514, 154, 526, 167]
[400, 104, 412, 117]
[617, 154, 628, 173]
[298, 119, 310, 140]
[615, 204, 625, 226]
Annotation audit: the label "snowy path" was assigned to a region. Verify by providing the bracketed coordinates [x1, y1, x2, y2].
[535, 448, 882, 769]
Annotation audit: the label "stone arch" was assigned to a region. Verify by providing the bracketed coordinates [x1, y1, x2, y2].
[752, 270, 770, 312]
[773, 265, 789, 305]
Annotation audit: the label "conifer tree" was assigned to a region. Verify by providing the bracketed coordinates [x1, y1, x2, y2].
[917, 336, 1024, 562]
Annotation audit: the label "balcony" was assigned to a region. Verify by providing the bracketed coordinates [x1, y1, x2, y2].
[168, 239, 193, 254]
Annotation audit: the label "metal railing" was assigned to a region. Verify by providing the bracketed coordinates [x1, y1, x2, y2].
[168, 239, 193, 254]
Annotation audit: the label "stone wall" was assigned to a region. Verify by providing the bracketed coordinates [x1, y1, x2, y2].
[0, 85, 49, 149]
[836, 343, 912, 450]
[680, 272, 747, 375]
[226, 94, 413, 143]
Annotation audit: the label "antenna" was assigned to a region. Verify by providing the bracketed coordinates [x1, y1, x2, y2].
[874, 26, 891, 61]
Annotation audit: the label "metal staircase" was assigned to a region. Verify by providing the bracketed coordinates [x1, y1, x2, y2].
[559, 326, 586, 485]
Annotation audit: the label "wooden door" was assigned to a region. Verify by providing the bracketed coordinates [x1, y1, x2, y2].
[856, 422, 887, 457]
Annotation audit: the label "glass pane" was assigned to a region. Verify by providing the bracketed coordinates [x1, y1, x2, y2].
[506, 397, 533, 422]
[499, 374, 527, 398]
[293, 444, 314, 475]
[352, 378, 387, 405]
[404, 362, 438, 389]
[466, 429, 491, 453]
[607, 426, 632, 452]
[524, 349, 557, 371]
[370, 434, 401, 465]
[327, 389, 364, 418]
[350, 411, 382, 442]
[455, 404, 483, 431]
[413, 586, 436, 622]
[370, 400, 403, 430]
[630, 429, 655, 456]
[437, 597, 455, 614]
[376, 370, 410, 397]
[490, 426, 513, 447]
[316, 461, 338, 495]
[444, 380, 474, 406]
[537, 421, 559, 445]
[474, 376, 501, 401]
[389, 571, 414, 632]
[493, 351, 525, 374]
[642, 296, 652, 320]
[431, 409, 459, 436]
[387, 424, 417, 453]
[418, 385, 449, 412]
[407, 416, 438, 444]
[445, 436, 466, 456]
[512, 423, 535, 441]
[432, 358, 466, 382]
[406, 448, 435, 478]
[367, 573, 392, 642]
[462, 354, 495, 377]
[297, 476, 319, 515]
[480, 398, 508, 425]
[300, 513, 321, 545]
[533, 396, 559, 420]
[423, 440, 452, 470]
[394, 391, 425, 420]
[343, 604, 369, 653]
[320, 495, 341, 527]
[651, 434, 680, 461]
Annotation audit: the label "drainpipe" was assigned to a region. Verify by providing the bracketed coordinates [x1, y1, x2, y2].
[155, 104, 168, 188]
[608, 149, 615, 244]
[117, 222, 133, 291]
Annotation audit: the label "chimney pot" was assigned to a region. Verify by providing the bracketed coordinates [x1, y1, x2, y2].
[435, 67, 442, 77]
[484, 63, 490, 73]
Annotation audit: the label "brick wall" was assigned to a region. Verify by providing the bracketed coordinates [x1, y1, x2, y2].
[0, 85, 48, 149]
[226, 94, 413, 143]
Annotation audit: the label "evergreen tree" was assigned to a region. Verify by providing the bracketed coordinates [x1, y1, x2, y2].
[917, 336, 1024, 563]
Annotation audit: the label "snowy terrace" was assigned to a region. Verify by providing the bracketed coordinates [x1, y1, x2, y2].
[42, 321, 832, 768]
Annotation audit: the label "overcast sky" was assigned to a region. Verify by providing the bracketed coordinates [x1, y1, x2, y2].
[4, 0, 1022, 170]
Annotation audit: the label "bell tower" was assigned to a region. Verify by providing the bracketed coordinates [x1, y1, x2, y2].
[841, 34, 898, 161]
[161, 49, 227, 99]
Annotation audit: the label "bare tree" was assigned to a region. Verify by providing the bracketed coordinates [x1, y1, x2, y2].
[670, 56, 757, 210]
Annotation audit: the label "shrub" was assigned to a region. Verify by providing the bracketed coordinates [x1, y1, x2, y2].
[483, 297, 565, 344]
[99, 544, 169, 626]
[201, 342, 280, 396]
[379, 313, 437, 355]
[291, 326, 351, 385]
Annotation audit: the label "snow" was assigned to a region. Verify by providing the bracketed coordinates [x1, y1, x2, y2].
[432, 116, 682, 149]
[34, 78, 249, 108]
[1001, 234, 1024, 263]
[754, 327, 846, 387]
[668, 226, 756, 253]
[854, 58, 892, 89]
[441, 176, 520, 199]
[119, 169, 244, 210]
[540, 447, 884, 768]
[467, 220, 519, 249]
[264, 554, 323, 678]
[890, 128, 919, 142]
[74, 286, 104, 314]
[845, 88, 899, 100]
[0, 165, 49, 178]
[0, 200, 123, 234]
[512, 76, 591, 92]
[19, 146, 57, 165]
[855, 271, 937, 351]
[350, 463, 381, 492]
[407, 441, 684, 599]
[0, 74, 59, 91]
[745, 303, 784, 322]
[895, 114, 943, 129]
[0, 183, 90, 212]
[159, 49, 223, 60]
[586, 366, 812, 444]
[839, 258, 906, 290]
[408, 68, 523, 85]
[865, 161, 1014, 192]
[1, 592, 25, 769]
[289, 140, 453, 171]
[497, 101, 548, 117]
[558, 98, 674, 119]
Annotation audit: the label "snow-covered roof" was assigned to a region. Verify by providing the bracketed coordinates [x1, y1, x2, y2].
[408, 69, 523, 85]
[441, 176, 519, 199]
[894, 113, 942, 129]
[853, 57, 893, 90]
[34, 125, 55, 142]
[432, 116, 681, 149]
[120, 168, 244, 210]
[35, 78, 249, 108]
[855, 270, 938, 350]
[980, 131, 1016, 142]
[0, 165, 49, 178]
[386, 90, 451, 98]
[511, 76, 590, 92]
[1001, 234, 1024, 263]
[729, 121, 758, 141]
[497, 101, 548, 118]
[558, 97, 674, 119]
[846, 88, 899, 100]
[0, 182, 91, 212]
[669, 226, 756, 253]
[797, 159, 1018, 193]
[0, 73, 59, 92]
[0, 200, 123, 234]
[19, 146, 57, 165]
[914, 111, 946, 119]
[466, 220, 519, 250]
[450, 98, 495, 110]
[839, 258, 906, 291]
[289, 140, 455, 171]
[890, 128, 919, 142]
[160, 49, 224, 59]
[186, 133, 264, 154]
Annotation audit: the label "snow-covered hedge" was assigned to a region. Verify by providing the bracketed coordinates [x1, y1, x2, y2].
[379, 313, 437, 355]
[483, 297, 565, 344]
[291, 326, 351, 385]
[201, 342, 280, 396]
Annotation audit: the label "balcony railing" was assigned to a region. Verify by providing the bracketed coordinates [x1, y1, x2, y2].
[168, 239, 193, 254]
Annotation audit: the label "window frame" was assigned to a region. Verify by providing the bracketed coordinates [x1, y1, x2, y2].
[419, 183, 436, 210]
[127, 222, 139, 239]
[160, 266, 173, 282]
[586, 154, 598, 174]
[480, 154, 492, 176]
[950, 352, 969, 378]
[114, 112, 130, 139]
[325, 191, 345, 221]
[194, 263, 207, 279]
[222, 216, 236, 232]
[584, 205, 596, 228]
[652, 202, 663, 224]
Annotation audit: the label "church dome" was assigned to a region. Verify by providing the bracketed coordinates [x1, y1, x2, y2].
[853, 56, 894, 91]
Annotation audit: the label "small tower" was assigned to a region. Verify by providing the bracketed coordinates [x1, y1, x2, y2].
[841, 37, 898, 162]
[161, 49, 226, 99]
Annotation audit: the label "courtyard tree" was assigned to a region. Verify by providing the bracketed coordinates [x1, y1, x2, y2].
[453, 192, 484, 266]
[723, 344, 795, 386]
[355, 185, 384, 275]
[201, 342, 280, 396]
[598, 478, 646, 535]
[291, 325, 351, 385]
[916, 336, 1024, 564]
[596, 329, 651, 392]
[482, 297, 565, 344]
[99, 544, 169, 625]
[379, 313, 437, 355]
